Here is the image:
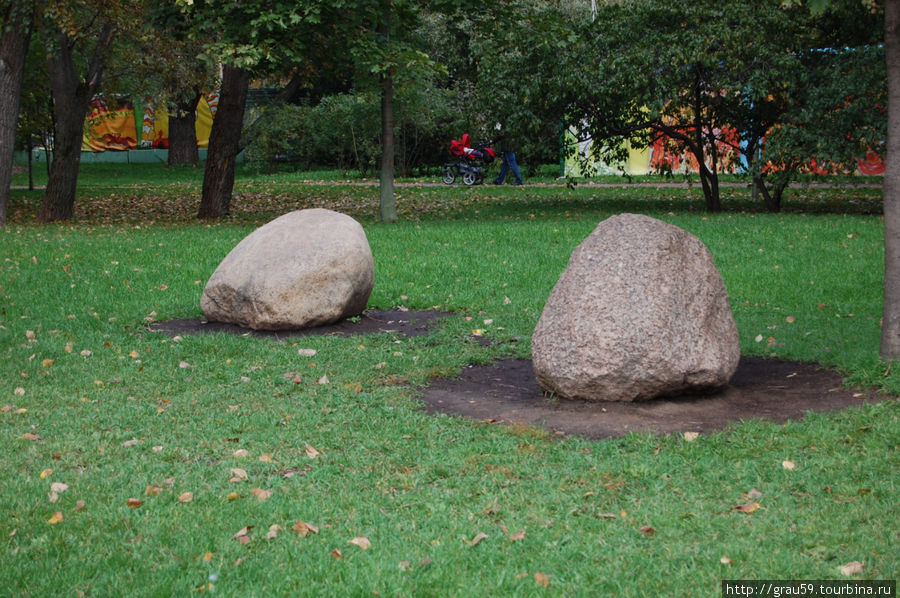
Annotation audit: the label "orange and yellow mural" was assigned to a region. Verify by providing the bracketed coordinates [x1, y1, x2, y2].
[83, 97, 138, 152]
[81, 93, 220, 152]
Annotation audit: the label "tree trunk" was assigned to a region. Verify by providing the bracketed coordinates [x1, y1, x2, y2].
[40, 25, 114, 222]
[0, 0, 33, 227]
[378, 2, 398, 223]
[691, 75, 722, 213]
[753, 176, 786, 213]
[881, 0, 900, 360]
[380, 71, 398, 223]
[168, 91, 200, 167]
[197, 65, 248, 220]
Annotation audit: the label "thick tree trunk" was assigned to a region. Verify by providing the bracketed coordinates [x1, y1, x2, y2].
[197, 65, 248, 220]
[40, 25, 114, 222]
[881, 0, 900, 359]
[0, 0, 33, 227]
[168, 92, 201, 167]
[380, 72, 398, 223]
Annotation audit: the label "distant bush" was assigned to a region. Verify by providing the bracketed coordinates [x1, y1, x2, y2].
[243, 87, 476, 176]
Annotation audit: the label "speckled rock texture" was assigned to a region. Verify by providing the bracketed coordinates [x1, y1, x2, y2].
[532, 213, 739, 402]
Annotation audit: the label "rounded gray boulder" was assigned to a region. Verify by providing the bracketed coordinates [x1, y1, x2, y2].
[201, 208, 374, 330]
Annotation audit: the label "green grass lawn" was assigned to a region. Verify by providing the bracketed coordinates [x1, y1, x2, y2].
[1, 165, 897, 596]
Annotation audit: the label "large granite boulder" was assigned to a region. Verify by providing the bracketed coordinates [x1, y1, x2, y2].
[532, 213, 739, 402]
[201, 208, 374, 330]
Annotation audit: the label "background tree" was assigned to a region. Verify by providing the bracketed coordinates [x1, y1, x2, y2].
[0, 0, 36, 227]
[15, 33, 53, 190]
[144, 3, 218, 166]
[169, 0, 342, 219]
[471, 0, 588, 168]
[881, 0, 900, 359]
[564, 0, 881, 212]
[740, 5, 884, 211]
[37, 0, 144, 222]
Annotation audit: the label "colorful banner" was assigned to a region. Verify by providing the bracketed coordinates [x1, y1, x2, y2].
[82, 97, 138, 152]
[565, 127, 884, 177]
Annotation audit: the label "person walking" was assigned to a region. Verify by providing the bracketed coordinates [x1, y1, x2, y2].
[493, 132, 523, 185]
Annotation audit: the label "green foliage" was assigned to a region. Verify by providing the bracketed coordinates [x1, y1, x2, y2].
[243, 86, 475, 176]
[243, 96, 379, 174]
[558, 0, 885, 212]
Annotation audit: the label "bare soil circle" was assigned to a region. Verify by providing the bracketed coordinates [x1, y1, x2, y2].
[421, 357, 886, 440]
[150, 310, 888, 440]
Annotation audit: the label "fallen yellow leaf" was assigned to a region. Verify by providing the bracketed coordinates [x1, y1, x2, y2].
[839, 561, 865, 576]
[349, 536, 371, 550]
[178, 492, 194, 503]
[47, 511, 63, 524]
[291, 521, 319, 537]
[733, 502, 761, 514]
[251, 488, 272, 501]
[232, 526, 252, 541]
[40, 468, 53, 479]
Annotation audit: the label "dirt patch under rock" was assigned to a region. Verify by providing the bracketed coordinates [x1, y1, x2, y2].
[149, 310, 890, 440]
[149, 309, 451, 340]
[419, 357, 889, 440]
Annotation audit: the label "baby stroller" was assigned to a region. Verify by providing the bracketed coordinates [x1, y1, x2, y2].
[441, 133, 496, 185]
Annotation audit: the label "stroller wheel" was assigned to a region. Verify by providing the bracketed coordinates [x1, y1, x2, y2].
[462, 171, 478, 186]
[441, 168, 456, 185]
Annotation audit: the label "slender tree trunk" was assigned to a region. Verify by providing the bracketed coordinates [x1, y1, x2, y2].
[380, 71, 398, 223]
[27, 135, 33, 190]
[691, 76, 722, 213]
[197, 65, 248, 219]
[168, 91, 201, 167]
[753, 176, 785, 213]
[40, 25, 114, 222]
[378, 3, 398, 223]
[0, 0, 34, 227]
[881, 0, 900, 359]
